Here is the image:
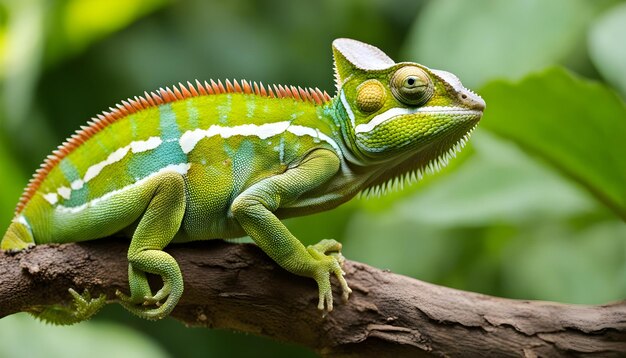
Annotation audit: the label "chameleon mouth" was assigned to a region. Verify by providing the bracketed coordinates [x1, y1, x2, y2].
[354, 106, 482, 134]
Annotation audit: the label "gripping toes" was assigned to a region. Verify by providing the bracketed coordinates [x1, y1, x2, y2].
[30, 288, 107, 325]
[307, 239, 352, 311]
[68, 288, 107, 319]
[115, 253, 183, 320]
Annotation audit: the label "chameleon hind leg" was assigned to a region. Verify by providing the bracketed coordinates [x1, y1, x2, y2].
[116, 171, 186, 320]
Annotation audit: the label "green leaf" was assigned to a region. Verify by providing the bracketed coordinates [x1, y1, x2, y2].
[344, 132, 598, 284]
[589, 2, 626, 98]
[391, 132, 596, 226]
[480, 67, 626, 220]
[403, 0, 592, 88]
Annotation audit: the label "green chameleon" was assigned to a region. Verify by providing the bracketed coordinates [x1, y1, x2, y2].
[1, 38, 484, 324]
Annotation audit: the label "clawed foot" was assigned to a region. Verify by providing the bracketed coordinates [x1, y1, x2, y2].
[307, 239, 352, 312]
[29, 288, 106, 325]
[115, 272, 181, 321]
[115, 280, 171, 308]
[68, 288, 107, 320]
[115, 289, 169, 320]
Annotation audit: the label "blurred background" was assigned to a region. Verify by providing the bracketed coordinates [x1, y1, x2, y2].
[0, 0, 625, 356]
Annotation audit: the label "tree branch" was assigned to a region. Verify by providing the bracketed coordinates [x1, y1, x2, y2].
[1, 239, 625, 356]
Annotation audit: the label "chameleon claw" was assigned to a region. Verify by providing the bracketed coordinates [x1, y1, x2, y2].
[338, 276, 352, 303]
[318, 287, 333, 312]
[115, 289, 130, 301]
[308, 239, 351, 312]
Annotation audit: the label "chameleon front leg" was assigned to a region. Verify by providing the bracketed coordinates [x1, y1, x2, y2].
[116, 171, 186, 320]
[231, 149, 351, 311]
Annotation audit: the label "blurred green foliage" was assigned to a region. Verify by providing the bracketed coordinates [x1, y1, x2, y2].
[0, 0, 625, 356]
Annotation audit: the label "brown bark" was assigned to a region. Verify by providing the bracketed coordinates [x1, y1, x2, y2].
[1, 239, 625, 357]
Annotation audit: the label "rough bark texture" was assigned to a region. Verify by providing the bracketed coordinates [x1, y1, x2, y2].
[1, 239, 625, 357]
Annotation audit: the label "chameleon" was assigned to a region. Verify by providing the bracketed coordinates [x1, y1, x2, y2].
[1, 38, 484, 324]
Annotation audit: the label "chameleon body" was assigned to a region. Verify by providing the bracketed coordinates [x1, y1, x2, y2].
[1, 39, 484, 323]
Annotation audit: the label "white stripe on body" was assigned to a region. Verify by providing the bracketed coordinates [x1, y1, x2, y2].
[57, 186, 71, 200]
[43, 122, 346, 208]
[179, 122, 342, 154]
[83, 136, 163, 182]
[56, 163, 191, 214]
[42, 136, 164, 205]
[179, 122, 290, 153]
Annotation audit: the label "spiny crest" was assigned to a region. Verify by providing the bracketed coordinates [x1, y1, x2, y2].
[359, 127, 476, 199]
[15, 79, 332, 214]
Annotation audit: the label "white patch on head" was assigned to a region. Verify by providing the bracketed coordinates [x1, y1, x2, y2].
[431, 69, 466, 93]
[430, 69, 485, 110]
[355, 106, 480, 134]
[333, 38, 395, 71]
[130, 136, 162, 153]
[57, 186, 71, 200]
[43, 192, 59, 205]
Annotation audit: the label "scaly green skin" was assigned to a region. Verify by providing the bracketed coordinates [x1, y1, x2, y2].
[1, 39, 484, 323]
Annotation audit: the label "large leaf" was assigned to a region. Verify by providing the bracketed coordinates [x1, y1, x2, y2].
[344, 132, 598, 284]
[480, 67, 626, 220]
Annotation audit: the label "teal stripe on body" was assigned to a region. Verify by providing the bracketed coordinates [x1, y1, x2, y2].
[159, 104, 183, 141]
[60, 158, 81, 183]
[127, 104, 188, 181]
[60, 158, 89, 207]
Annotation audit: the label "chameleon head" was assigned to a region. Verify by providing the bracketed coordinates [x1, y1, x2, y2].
[332, 39, 485, 165]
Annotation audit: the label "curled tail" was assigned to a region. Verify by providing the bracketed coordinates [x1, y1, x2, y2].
[1, 219, 35, 251]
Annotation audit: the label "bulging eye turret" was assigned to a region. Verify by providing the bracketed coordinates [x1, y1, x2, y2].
[390, 66, 433, 106]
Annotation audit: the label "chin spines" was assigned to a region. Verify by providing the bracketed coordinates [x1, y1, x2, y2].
[359, 125, 477, 199]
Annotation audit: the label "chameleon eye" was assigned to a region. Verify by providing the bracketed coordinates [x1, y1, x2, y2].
[356, 80, 386, 113]
[390, 66, 433, 106]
